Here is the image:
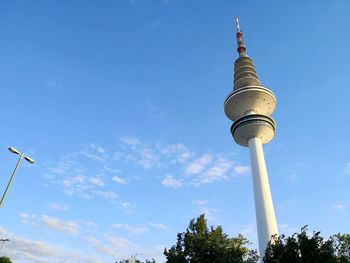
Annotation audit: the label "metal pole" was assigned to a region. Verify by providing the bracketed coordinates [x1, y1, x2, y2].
[0, 153, 24, 208]
[0, 239, 9, 251]
[248, 137, 278, 259]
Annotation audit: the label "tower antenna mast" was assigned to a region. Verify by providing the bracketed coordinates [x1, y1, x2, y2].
[235, 16, 246, 57]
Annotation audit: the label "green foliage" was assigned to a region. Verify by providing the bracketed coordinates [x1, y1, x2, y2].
[333, 234, 350, 263]
[264, 226, 350, 263]
[164, 214, 259, 263]
[0, 257, 12, 263]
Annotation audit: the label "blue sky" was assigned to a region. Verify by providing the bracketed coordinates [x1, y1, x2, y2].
[0, 0, 349, 262]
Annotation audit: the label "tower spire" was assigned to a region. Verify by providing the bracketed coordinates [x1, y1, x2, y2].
[235, 17, 246, 57]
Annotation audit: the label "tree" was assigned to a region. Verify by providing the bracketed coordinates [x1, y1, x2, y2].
[333, 234, 350, 263]
[164, 214, 259, 263]
[263, 226, 350, 263]
[0, 257, 12, 263]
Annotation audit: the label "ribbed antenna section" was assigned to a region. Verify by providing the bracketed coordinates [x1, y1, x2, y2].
[234, 56, 260, 89]
[234, 17, 260, 90]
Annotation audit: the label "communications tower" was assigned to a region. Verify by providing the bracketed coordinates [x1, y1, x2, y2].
[224, 18, 279, 258]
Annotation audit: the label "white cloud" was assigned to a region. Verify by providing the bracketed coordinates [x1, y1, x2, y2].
[44, 138, 248, 203]
[192, 157, 232, 185]
[90, 143, 106, 154]
[92, 190, 118, 200]
[103, 166, 121, 173]
[89, 177, 105, 187]
[120, 136, 141, 147]
[185, 154, 213, 175]
[20, 213, 79, 236]
[282, 162, 308, 183]
[332, 204, 345, 210]
[345, 163, 350, 174]
[159, 143, 192, 163]
[121, 202, 131, 209]
[192, 199, 207, 206]
[234, 166, 250, 175]
[41, 215, 79, 236]
[79, 143, 107, 163]
[0, 226, 102, 263]
[112, 175, 128, 184]
[148, 223, 168, 230]
[87, 235, 139, 259]
[161, 174, 182, 189]
[239, 224, 257, 237]
[192, 200, 218, 223]
[20, 212, 39, 227]
[44, 148, 121, 200]
[112, 224, 147, 234]
[119, 202, 136, 214]
[48, 202, 70, 211]
[151, 19, 162, 30]
[137, 148, 159, 169]
[119, 137, 159, 169]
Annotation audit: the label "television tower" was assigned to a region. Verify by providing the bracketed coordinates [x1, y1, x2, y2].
[224, 17, 278, 258]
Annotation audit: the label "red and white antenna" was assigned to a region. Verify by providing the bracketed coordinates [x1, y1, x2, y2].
[235, 16, 246, 57]
[236, 16, 241, 32]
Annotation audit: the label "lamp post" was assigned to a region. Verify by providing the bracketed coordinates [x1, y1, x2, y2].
[0, 147, 35, 208]
[0, 238, 10, 251]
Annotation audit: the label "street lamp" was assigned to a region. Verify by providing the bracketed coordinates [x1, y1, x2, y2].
[0, 238, 10, 251]
[0, 147, 35, 208]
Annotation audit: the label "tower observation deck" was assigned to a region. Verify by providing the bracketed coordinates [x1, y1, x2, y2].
[224, 17, 278, 259]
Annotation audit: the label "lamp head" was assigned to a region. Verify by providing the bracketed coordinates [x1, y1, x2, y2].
[24, 156, 35, 164]
[8, 147, 20, 155]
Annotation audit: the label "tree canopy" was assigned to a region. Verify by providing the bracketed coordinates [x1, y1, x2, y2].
[0, 257, 12, 263]
[164, 214, 259, 263]
[264, 226, 350, 263]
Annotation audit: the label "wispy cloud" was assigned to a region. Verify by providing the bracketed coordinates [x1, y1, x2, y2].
[48, 202, 70, 211]
[0, 227, 102, 263]
[158, 143, 192, 164]
[118, 137, 159, 169]
[20, 213, 79, 236]
[92, 190, 118, 200]
[45, 79, 63, 91]
[332, 204, 345, 211]
[112, 175, 128, 184]
[148, 223, 168, 230]
[282, 162, 309, 183]
[41, 215, 79, 235]
[192, 199, 218, 223]
[185, 154, 213, 175]
[120, 201, 136, 214]
[345, 163, 350, 175]
[79, 143, 107, 163]
[234, 166, 251, 175]
[162, 174, 183, 189]
[44, 144, 121, 200]
[192, 157, 232, 185]
[86, 233, 164, 262]
[151, 19, 162, 30]
[89, 177, 105, 187]
[112, 224, 147, 234]
[86, 234, 139, 259]
[44, 137, 250, 201]
[192, 199, 207, 206]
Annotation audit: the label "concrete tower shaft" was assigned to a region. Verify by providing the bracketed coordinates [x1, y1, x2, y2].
[224, 17, 279, 259]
